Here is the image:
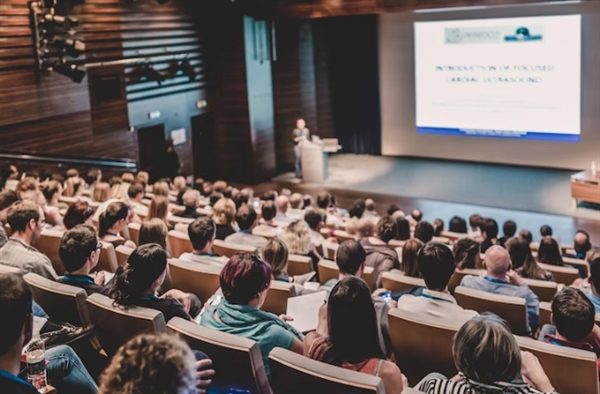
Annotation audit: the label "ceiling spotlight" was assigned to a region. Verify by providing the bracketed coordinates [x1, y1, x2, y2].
[51, 37, 85, 57]
[53, 62, 86, 83]
[43, 13, 79, 29]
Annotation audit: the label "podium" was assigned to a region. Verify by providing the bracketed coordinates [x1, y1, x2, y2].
[300, 138, 341, 183]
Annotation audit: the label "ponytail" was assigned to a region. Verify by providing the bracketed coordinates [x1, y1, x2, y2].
[98, 202, 130, 238]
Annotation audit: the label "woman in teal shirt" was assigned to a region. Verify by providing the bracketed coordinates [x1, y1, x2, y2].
[200, 252, 304, 377]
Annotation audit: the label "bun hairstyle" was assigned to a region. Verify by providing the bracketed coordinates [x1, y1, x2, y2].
[109, 244, 167, 305]
[99, 201, 130, 237]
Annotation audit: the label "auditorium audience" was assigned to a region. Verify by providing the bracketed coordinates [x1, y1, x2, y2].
[139, 218, 170, 255]
[537, 236, 564, 266]
[110, 244, 200, 321]
[57, 225, 109, 295]
[305, 277, 406, 394]
[262, 238, 291, 283]
[148, 195, 171, 230]
[448, 215, 468, 233]
[126, 183, 147, 217]
[359, 217, 399, 288]
[64, 175, 84, 198]
[98, 201, 136, 249]
[414, 221, 434, 243]
[540, 224, 553, 237]
[452, 238, 482, 270]
[0, 200, 57, 279]
[200, 252, 304, 377]
[348, 199, 366, 219]
[401, 238, 423, 278]
[432, 218, 444, 236]
[567, 230, 592, 260]
[397, 243, 478, 325]
[461, 245, 540, 330]
[274, 195, 295, 223]
[92, 182, 111, 203]
[520, 228, 533, 244]
[507, 236, 553, 281]
[394, 215, 411, 240]
[54, 200, 94, 231]
[84, 167, 102, 195]
[179, 216, 228, 268]
[479, 217, 500, 253]
[316, 191, 341, 227]
[225, 205, 267, 251]
[211, 198, 237, 240]
[417, 313, 555, 394]
[499, 219, 517, 247]
[175, 189, 203, 219]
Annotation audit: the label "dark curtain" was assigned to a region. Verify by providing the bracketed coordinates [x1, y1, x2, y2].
[323, 15, 381, 155]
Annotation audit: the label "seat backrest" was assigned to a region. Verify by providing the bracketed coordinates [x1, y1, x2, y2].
[454, 286, 528, 335]
[168, 230, 193, 258]
[539, 301, 552, 328]
[262, 280, 294, 316]
[253, 228, 277, 240]
[268, 347, 385, 394]
[167, 259, 222, 304]
[127, 222, 141, 246]
[212, 239, 257, 258]
[37, 230, 66, 275]
[521, 278, 557, 303]
[431, 236, 451, 244]
[322, 242, 338, 260]
[24, 272, 90, 327]
[439, 231, 468, 241]
[86, 293, 166, 357]
[316, 259, 373, 290]
[332, 230, 355, 242]
[168, 215, 194, 227]
[537, 263, 579, 285]
[115, 245, 134, 267]
[388, 239, 406, 248]
[0, 263, 21, 274]
[287, 254, 313, 277]
[97, 242, 119, 273]
[516, 336, 599, 394]
[167, 317, 272, 394]
[388, 308, 459, 384]
[562, 256, 590, 277]
[381, 272, 426, 293]
[448, 269, 485, 295]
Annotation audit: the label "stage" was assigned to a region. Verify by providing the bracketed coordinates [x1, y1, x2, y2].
[263, 154, 600, 245]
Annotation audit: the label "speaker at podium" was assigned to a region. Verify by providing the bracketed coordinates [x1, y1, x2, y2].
[300, 137, 341, 183]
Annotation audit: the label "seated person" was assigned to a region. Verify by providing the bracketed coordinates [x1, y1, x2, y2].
[519, 229, 533, 244]
[587, 257, 600, 312]
[304, 209, 327, 251]
[54, 201, 94, 232]
[126, 183, 148, 219]
[538, 287, 600, 375]
[224, 205, 267, 251]
[537, 236, 565, 267]
[432, 218, 444, 237]
[58, 225, 110, 295]
[110, 244, 201, 321]
[564, 230, 592, 260]
[254, 201, 277, 230]
[498, 220, 517, 247]
[394, 215, 411, 241]
[274, 195, 295, 223]
[362, 198, 380, 223]
[200, 252, 304, 378]
[305, 277, 406, 394]
[139, 218, 170, 253]
[358, 217, 399, 288]
[98, 334, 214, 394]
[179, 216, 228, 269]
[460, 246, 540, 331]
[278, 220, 319, 267]
[98, 201, 136, 249]
[0, 273, 98, 394]
[261, 238, 313, 293]
[397, 243, 478, 326]
[448, 216, 467, 234]
[417, 313, 556, 394]
[452, 238, 482, 270]
[400, 238, 423, 278]
[210, 198, 236, 240]
[507, 236, 553, 281]
[316, 192, 341, 228]
[0, 200, 57, 280]
[287, 193, 305, 221]
[479, 217, 500, 253]
[413, 221, 434, 243]
[175, 189, 203, 219]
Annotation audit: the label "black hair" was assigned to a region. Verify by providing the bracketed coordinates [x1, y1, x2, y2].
[540, 225, 553, 237]
[590, 257, 600, 293]
[304, 210, 324, 231]
[188, 216, 216, 251]
[99, 202, 130, 237]
[0, 274, 33, 355]
[387, 205, 401, 216]
[235, 205, 257, 231]
[537, 236, 564, 266]
[59, 225, 99, 273]
[209, 192, 223, 207]
[417, 243, 455, 290]
[503, 221, 517, 238]
[0, 190, 20, 212]
[395, 216, 411, 241]
[449, 216, 468, 233]
[414, 221, 434, 243]
[453, 238, 481, 270]
[348, 199, 365, 219]
[261, 201, 276, 221]
[551, 287, 595, 342]
[411, 209, 423, 222]
[316, 192, 332, 209]
[335, 240, 366, 276]
[480, 218, 498, 239]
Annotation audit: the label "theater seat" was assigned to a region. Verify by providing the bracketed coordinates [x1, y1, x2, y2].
[562, 256, 590, 277]
[97, 242, 119, 273]
[537, 263, 579, 285]
[317, 259, 374, 291]
[439, 230, 468, 242]
[388, 308, 459, 385]
[24, 272, 91, 328]
[539, 301, 552, 328]
[381, 271, 425, 293]
[521, 278, 557, 303]
[388, 239, 406, 248]
[287, 254, 313, 277]
[167, 317, 272, 394]
[516, 336, 599, 394]
[86, 293, 166, 357]
[127, 222, 141, 245]
[454, 286, 528, 336]
[115, 245, 134, 267]
[333, 230, 355, 242]
[253, 227, 278, 239]
[448, 269, 485, 295]
[322, 242, 338, 260]
[268, 347, 385, 394]
[212, 239, 257, 258]
[37, 229, 66, 275]
[168, 215, 194, 227]
[262, 280, 295, 316]
[168, 259, 221, 304]
[168, 230, 193, 258]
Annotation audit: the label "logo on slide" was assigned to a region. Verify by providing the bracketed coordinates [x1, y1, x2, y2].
[445, 25, 543, 44]
[504, 27, 543, 41]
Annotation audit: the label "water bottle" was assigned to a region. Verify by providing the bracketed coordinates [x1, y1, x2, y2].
[26, 339, 47, 393]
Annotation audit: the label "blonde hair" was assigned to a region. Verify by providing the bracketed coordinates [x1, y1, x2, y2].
[153, 181, 170, 197]
[139, 218, 168, 250]
[279, 220, 311, 255]
[93, 182, 111, 203]
[211, 198, 236, 226]
[262, 238, 289, 278]
[135, 171, 149, 188]
[356, 218, 375, 239]
[98, 334, 196, 394]
[148, 196, 170, 226]
[173, 176, 186, 192]
[182, 189, 200, 208]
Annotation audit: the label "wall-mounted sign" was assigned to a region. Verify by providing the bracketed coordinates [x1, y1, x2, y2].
[171, 128, 186, 146]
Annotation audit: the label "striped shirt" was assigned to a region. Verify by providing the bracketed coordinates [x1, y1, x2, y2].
[418, 374, 557, 394]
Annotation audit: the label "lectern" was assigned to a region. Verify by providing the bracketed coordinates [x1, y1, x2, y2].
[300, 138, 341, 183]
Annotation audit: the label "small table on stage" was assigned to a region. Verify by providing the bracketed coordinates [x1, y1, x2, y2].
[571, 170, 600, 205]
[300, 139, 341, 183]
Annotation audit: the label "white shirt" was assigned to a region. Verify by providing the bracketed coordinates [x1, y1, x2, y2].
[396, 289, 478, 327]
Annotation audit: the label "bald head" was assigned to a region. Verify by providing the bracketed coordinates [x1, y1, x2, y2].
[290, 193, 303, 209]
[484, 245, 511, 276]
[365, 198, 376, 211]
[275, 195, 289, 214]
[574, 231, 591, 254]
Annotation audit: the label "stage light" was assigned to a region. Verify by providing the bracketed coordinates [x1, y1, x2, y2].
[51, 37, 85, 57]
[53, 62, 86, 83]
[43, 13, 79, 29]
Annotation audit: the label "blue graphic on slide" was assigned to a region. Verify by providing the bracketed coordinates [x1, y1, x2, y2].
[416, 127, 579, 142]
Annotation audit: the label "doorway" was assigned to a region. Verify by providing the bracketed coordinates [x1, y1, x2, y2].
[191, 114, 217, 180]
[137, 123, 165, 183]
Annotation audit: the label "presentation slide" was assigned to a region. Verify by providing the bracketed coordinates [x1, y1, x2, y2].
[414, 15, 581, 142]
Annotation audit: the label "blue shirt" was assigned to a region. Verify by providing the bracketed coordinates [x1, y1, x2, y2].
[460, 275, 540, 328]
[587, 292, 600, 313]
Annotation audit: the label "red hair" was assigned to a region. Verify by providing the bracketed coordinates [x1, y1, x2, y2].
[220, 253, 272, 305]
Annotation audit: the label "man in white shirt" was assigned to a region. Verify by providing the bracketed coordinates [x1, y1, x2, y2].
[397, 243, 477, 326]
[224, 205, 267, 251]
[179, 216, 228, 269]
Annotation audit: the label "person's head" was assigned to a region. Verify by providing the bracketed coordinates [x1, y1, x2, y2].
[540, 225, 553, 237]
[411, 209, 422, 222]
[213, 180, 227, 194]
[316, 192, 332, 209]
[220, 253, 271, 307]
[279, 220, 311, 255]
[432, 218, 444, 236]
[365, 198, 376, 212]
[260, 201, 276, 222]
[574, 230, 592, 255]
[376, 215, 397, 243]
[335, 240, 366, 277]
[261, 238, 289, 278]
[505, 236, 543, 281]
[414, 221, 434, 243]
[323, 276, 385, 366]
[233, 189, 250, 210]
[402, 238, 424, 278]
[110, 244, 168, 304]
[209, 192, 224, 207]
[519, 229, 533, 244]
[261, 190, 277, 202]
[152, 181, 170, 197]
[469, 214, 482, 231]
[537, 236, 564, 266]
[109, 175, 123, 188]
[356, 218, 375, 239]
[98, 334, 196, 394]
[483, 245, 511, 277]
[296, 118, 306, 129]
[121, 172, 135, 184]
[41, 180, 62, 203]
[449, 216, 468, 233]
[0, 190, 19, 224]
[187, 216, 216, 252]
[93, 182, 111, 203]
[66, 168, 79, 179]
[135, 171, 149, 189]
[394, 216, 410, 240]
[503, 220, 517, 238]
[550, 287, 595, 342]
[275, 195, 289, 214]
[590, 257, 600, 295]
[480, 218, 498, 240]
[172, 176, 186, 192]
[148, 195, 169, 223]
[1, 164, 19, 181]
[139, 219, 169, 250]
[453, 238, 482, 270]
[235, 205, 257, 231]
[64, 176, 83, 197]
[99, 201, 130, 237]
[181, 189, 200, 210]
[165, 137, 175, 151]
[348, 200, 365, 219]
[7, 200, 44, 245]
[59, 225, 101, 273]
[289, 193, 303, 209]
[63, 201, 94, 230]
[85, 167, 102, 186]
[127, 183, 144, 202]
[453, 313, 522, 384]
[0, 274, 33, 359]
[304, 209, 324, 231]
[211, 198, 236, 226]
[15, 177, 38, 196]
[302, 194, 313, 209]
[387, 204, 401, 216]
[417, 243, 455, 291]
